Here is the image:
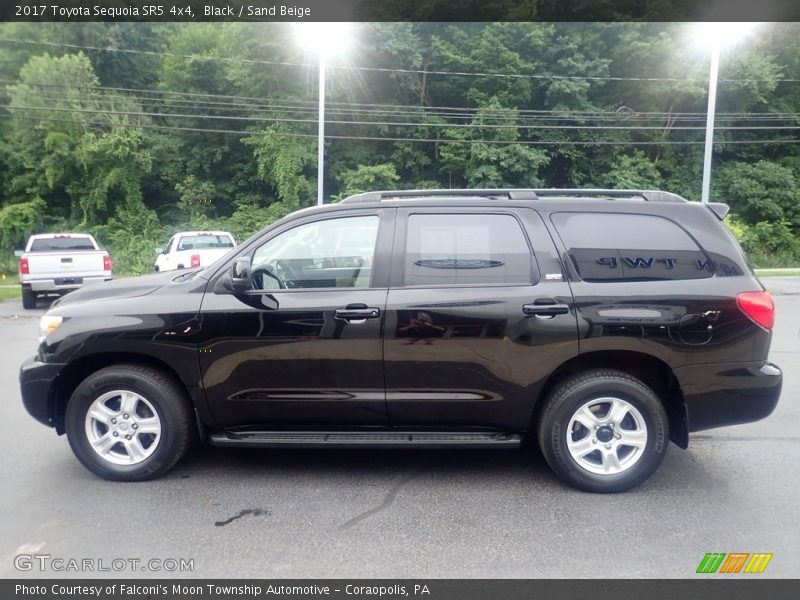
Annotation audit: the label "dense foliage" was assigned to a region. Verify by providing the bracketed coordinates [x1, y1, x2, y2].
[0, 22, 798, 273]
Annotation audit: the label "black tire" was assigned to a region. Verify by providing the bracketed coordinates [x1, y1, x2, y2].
[21, 287, 36, 309]
[65, 364, 192, 481]
[537, 369, 669, 493]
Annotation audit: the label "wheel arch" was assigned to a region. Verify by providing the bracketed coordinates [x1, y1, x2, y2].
[533, 350, 688, 448]
[50, 352, 205, 439]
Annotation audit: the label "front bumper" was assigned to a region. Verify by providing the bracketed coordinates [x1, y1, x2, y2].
[674, 361, 782, 432]
[19, 357, 67, 428]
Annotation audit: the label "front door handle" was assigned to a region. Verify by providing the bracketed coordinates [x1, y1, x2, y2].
[523, 303, 570, 318]
[334, 305, 381, 321]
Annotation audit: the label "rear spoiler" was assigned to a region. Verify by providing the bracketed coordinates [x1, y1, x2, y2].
[706, 202, 730, 220]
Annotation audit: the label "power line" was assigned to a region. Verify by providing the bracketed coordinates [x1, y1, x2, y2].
[4, 80, 798, 121]
[0, 78, 656, 115]
[6, 86, 800, 125]
[2, 113, 798, 146]
[5, 104, 800, 133]
[2, 36, 799, 84]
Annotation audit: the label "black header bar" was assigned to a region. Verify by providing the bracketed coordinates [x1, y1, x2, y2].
[2, 0, 800, 23]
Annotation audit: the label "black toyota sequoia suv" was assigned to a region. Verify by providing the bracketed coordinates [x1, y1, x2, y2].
[20, 189, 782, 492]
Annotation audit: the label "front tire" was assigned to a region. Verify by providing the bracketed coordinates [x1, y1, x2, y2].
[537, 369, 668, 493]
[65, 365, 192, 481]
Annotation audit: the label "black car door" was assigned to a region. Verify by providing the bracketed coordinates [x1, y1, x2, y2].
[198, 209, 395, 429]
[383, 206, 579, 431]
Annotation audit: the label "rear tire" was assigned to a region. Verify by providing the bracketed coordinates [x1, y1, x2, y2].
[537, 369, 668, 493]
[65, 365, 192, 481]
[21, 287, 36, 309]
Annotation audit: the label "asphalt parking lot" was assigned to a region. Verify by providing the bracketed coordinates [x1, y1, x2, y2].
[0, 280, 798, 579]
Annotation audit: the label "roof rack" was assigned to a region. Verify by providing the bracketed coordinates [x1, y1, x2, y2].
[339, 188, 689, 204]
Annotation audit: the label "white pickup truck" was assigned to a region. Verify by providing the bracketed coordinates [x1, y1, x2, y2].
[16, 233, 112, 309]
[154, 230, 236, 272]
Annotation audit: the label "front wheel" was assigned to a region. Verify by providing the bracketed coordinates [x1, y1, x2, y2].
[65, 365, 192, 481]
[537, 369, 668, 493]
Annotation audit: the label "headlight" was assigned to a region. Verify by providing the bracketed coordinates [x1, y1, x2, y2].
[39, 315, 63, 341]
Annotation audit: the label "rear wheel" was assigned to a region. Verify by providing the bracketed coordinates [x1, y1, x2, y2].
[65, 365, 192, 481]
[537, 369, 669, 493]
[21, 287, 36, 309]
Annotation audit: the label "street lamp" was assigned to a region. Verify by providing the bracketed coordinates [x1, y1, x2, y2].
[293, 22, 352, 205]
[695, 22, 757, 203]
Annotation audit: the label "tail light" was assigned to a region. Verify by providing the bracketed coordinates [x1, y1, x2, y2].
[19, 257, 29, 275]
[736, 291, 775, 330]
[103, 255, 112, 271]
[190, 254, 200, 268]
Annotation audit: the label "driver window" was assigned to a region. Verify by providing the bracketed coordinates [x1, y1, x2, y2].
[251, 215, 379, 290]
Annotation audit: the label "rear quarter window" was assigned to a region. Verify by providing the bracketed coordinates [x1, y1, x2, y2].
[550, 212, 729, 282]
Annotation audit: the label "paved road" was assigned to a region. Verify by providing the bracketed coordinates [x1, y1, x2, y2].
[0, 281, 798, 579]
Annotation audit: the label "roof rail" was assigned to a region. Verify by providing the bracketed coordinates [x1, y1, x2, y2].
[340, 189, 539, 204]
[533, 189, 687, 203]
[339, 188, 688, 204]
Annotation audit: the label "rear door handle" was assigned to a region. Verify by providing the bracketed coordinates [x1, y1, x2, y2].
[334, 305, 381, 321]
[523, 303, 570, 318]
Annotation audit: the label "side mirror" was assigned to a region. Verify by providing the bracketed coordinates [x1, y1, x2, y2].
[154, 247, 164, 255]
[229, 256, 251, 293]
[14, 250, 24, 257]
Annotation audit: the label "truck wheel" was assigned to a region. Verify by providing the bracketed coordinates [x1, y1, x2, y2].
[21, 287, 36, 309]
[537, 369, 668, 493]
[65, 365, 192, 481]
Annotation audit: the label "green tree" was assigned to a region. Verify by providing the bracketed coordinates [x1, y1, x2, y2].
[176, 176, 216, 224]
[716, 161, 800, 229]
[5, 52, 102, 216]
[2, 22, 800, 272]
[0, 198, 45, 268]
[336, 164, 400, 198]
[244, 125, 316, 206]
[438, 100, 549, 187]
[602, 151, 663, 189]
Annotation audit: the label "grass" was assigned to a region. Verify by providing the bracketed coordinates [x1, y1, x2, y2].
[754, 268, 800, 277]
[0, 274, 21, 300]
[0, 286, 20, 300]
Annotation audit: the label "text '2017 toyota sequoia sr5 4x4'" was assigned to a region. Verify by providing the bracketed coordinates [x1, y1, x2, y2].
[20, 189, 782, 492]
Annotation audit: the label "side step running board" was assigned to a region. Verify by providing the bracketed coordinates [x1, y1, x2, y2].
[209, 431, 523, 449]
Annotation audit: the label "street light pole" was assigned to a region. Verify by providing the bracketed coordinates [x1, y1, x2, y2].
[317, 54, 326, 206]
[292, 22, 351, 206]
[701, 43, 720, 204]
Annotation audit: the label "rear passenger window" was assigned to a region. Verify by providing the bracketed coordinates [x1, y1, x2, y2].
[551, 212, 714, 282]
[404, 214, 533, 286]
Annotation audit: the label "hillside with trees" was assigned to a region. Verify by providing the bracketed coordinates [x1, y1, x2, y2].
[1, 22, 798, 273]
